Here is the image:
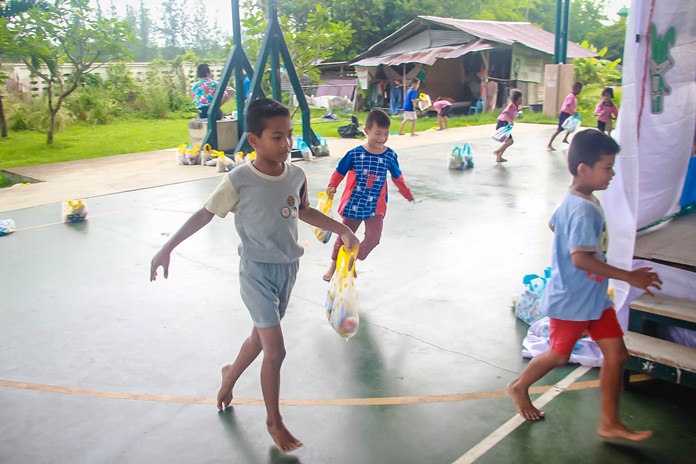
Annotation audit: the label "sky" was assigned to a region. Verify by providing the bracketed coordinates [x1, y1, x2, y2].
[91, 1, 236, 34]
[93, 0, 630, 36]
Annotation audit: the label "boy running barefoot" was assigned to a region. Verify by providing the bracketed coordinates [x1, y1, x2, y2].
[508, 130, 662, 441]
[151, 98, 359, 453]
[323, 109, 415, 281]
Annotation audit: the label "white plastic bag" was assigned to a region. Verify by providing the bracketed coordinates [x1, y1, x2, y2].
[562, 115, 582, 133]
[492, 124, 512, 142]
[325, 246, 360, 340]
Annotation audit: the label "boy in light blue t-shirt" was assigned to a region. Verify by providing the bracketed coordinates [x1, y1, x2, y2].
[508, 130, 662, 442]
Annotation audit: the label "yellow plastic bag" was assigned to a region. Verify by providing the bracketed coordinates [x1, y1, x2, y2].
[62, 199, 88, 223]
[325, 246, 360, 340]
[311, 192, 333, 244]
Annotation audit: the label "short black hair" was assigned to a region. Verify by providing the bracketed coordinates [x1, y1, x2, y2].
[572, 81, 583, 91]
[602, 87, 614, 98]
[197, 63, 210, 78]
[410, 78, 420, 86]
[568, 129, 620, 176]
[510, 89, 523, 104]
[246, 98, 290, 136]
[365, 109, 390, 129]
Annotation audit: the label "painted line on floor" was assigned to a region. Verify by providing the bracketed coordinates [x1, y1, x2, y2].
[0, 372, 650, 407]
[452, 365, 592, 464]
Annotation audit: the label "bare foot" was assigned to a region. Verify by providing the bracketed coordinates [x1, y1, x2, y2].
[546, 145, 555, 151]
[496, 157, 508, 163]
[397, 132, 405, 136]
[507, 381, 545, 421]
[598, 423, 653, 442]
[562, 139, 570, 144]
[322, 261, 336, 282]
[217, 364, 236, 410]
[411, 133, 419, 136]
[267, 422, 303, 453]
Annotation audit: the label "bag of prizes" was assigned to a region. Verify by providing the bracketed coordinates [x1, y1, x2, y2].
[311, 192, 334, 243]
[513, 267, 551, 325]
[492, 124, 513, 142]
[448, 143, 474, 170]
[62, 199, 88, 223]
[0, 219, 16, 236]
[177, 144, 201, 165]
[561, 114, 582, 133]
[325, 246, 360, 340]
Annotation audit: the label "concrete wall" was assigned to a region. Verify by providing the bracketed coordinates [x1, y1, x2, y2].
[0, 62, 226, 98]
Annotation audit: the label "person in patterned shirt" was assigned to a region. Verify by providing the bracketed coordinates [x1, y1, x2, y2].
[323, 109, 415, 281]
[191, 63, 231, 120]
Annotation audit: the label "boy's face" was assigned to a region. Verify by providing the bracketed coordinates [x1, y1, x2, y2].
[248, 115, 293, 163]
[580, 153, 615, 191]
[573, 84, 583, 94]
[364, 125, 389, 151]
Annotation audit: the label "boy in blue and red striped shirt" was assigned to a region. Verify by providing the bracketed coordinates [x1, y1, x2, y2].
[323, 109, 415, 281]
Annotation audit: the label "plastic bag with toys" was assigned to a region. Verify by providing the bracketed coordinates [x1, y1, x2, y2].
[492, 124, 512, 142]
[561, 114, 582, 133]
[311, 192, 334, 244]
[448, 143, 474, 170]
[201, 144, 226, 167]
[513, 267, 551, 325]
[418, 93, 432, 112]
[325, 246, 360, 340]
[317, 135, 330, 156]
[216, 152, 235, 172]
[177, 144, 201, 165]
[0, 219, 16, 236]
[62, 199, 88, 223]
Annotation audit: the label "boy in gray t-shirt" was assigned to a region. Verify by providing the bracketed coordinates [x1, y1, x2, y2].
[150, 99, 359, 453]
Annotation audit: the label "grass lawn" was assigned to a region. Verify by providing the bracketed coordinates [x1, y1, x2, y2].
[0, 106, 557, 187]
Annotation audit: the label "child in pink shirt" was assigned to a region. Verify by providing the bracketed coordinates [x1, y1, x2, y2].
[547, 82, 583, 150]
[594, 87, 619, 135]
[432, 98, 453, 130]
[493, 89, 522, 163]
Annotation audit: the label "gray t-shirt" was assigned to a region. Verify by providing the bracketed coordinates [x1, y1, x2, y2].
[205, 162, 309, 263]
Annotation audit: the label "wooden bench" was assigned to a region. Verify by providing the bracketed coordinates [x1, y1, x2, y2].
[624, 294, 696, 388]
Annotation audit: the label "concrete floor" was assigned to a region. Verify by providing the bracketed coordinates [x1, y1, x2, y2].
[1, 124, 695, 463]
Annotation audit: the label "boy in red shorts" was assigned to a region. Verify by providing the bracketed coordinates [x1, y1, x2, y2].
[507, 130, 662, 441]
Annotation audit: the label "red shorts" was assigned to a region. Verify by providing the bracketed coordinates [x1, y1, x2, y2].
[549, 308, 623, 356]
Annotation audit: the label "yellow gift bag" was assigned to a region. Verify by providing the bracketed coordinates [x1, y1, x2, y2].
[325, 246, 360, 340]
[311, 192, 334, 244]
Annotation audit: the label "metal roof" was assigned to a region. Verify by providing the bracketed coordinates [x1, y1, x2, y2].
[419, 16, 596, 59]
[351, 16, 596, 66]
[352, 40, 494, 67]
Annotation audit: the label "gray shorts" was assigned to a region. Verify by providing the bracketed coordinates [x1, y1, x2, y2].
[239, 259, 299, 328]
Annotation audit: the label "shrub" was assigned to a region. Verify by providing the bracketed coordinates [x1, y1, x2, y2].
[6, 95, 73, 132]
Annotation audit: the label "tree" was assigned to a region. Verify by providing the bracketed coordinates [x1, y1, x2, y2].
[0, 0, 49, 138]
[573, 40, 621, 86]
[4, 0, 134, 143]
[241, 3, 354, 85]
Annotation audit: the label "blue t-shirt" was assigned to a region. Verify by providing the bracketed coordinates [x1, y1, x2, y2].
[403, 88, 418, 111]
[541, 191, 613, 321]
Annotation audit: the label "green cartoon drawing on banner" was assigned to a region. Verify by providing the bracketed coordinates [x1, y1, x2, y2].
[649, 23, 676, 114]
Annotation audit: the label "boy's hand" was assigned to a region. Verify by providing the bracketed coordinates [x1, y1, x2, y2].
[340, 228, 360, 253]
[627, 267, 663, 296]
[150, 249, 171, 281]
[326, 187, 336, 197]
